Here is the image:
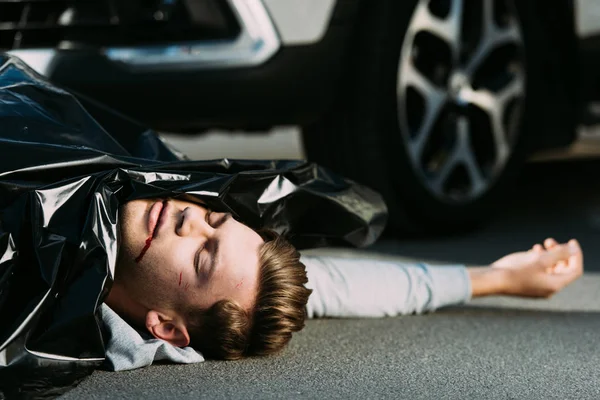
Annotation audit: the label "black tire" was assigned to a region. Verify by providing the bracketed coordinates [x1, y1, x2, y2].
[302, 0, 572, 235]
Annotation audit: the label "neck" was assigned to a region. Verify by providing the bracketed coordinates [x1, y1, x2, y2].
[104, 282, 147, 328]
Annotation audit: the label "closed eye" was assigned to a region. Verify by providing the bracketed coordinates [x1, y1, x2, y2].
[194, 244, 204, 275]
[193, 209, 214, 277]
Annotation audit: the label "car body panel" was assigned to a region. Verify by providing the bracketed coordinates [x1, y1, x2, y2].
[262, 0, 336, 45]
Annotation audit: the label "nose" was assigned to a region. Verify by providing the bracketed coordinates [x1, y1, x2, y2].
[176, 206, 216, 238]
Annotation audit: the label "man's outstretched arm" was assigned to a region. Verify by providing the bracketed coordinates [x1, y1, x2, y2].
[302, 238, 583, 319]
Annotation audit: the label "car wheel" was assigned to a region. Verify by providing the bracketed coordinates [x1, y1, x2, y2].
[303, 0, 564, 234]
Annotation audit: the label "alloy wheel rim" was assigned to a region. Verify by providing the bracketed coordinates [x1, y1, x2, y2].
[397, 0, 526, 203]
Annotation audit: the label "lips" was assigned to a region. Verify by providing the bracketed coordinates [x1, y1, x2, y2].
[148, 200, 167, 237]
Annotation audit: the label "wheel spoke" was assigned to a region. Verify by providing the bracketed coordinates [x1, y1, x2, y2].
[465, 0, 521, 77]
[461, 72, 523, 112]
[399, 62, 441, 100]
[431, 145, 460, 193]
[461, 86, 497, 113]
[456, 117, 486, 194]
[447, 0, 464, 64]
[410, 95, 446, 159]
[482, 0, 495, 36]
[400, 63, 447, 158]
[411, 0, 463, 64]
[494, 74, 524, 162]
[498, 71, 524, 104]
[461, 87, 510, 165]
[432, 117, 486, 196]
[463, 70, 523, 164]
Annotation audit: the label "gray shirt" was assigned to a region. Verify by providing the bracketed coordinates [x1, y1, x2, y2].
[103, 256, 472, 371]
[303, 255, 472, 318]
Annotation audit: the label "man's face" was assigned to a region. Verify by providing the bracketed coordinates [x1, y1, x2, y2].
[116, 198, 263, 314]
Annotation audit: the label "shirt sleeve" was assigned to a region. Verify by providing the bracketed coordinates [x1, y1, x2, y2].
[302, 254, 472, 318]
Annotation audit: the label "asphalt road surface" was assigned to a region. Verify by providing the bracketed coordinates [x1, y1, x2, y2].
[62, 156, 600, 400]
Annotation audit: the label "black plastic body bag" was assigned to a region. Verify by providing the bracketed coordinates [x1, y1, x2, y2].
[0, 55, 387, 398]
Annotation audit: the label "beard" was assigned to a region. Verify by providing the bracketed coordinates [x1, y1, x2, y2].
[114, 205, 172, 311]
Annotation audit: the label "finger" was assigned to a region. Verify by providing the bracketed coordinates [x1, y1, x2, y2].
[544, 238, 558, 250]
[548, 240, 583, 290]
[566, 239, 583, 274]
[542, 243, 573, 267]
[532, 244, 544, 253]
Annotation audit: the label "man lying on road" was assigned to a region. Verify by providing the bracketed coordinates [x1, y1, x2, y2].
[103, 197, 583, 368]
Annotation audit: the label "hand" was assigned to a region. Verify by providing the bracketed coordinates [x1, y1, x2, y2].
[490, 238, 583, 298]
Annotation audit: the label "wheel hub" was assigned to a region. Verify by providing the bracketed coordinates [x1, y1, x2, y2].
[448, 70, 471, 105]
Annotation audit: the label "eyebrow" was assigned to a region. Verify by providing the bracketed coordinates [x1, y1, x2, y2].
[206, 213, 230, 277]
[208, 238, 220, 278]
[213, 213, 230, 228]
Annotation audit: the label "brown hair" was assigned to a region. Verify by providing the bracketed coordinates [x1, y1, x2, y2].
[185, 230, 312, 360]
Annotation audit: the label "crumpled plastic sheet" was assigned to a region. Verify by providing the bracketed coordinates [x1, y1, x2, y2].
[0, 54, 387, 398]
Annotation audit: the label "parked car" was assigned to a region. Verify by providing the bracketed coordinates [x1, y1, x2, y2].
[2, 0, 595, 233]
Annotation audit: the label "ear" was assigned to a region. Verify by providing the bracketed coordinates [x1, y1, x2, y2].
[145, 310, 191, 347]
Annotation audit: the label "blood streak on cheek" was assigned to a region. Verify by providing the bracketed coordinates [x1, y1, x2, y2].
[235, 279, 244, 289]
[134, 235, 153, 263]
